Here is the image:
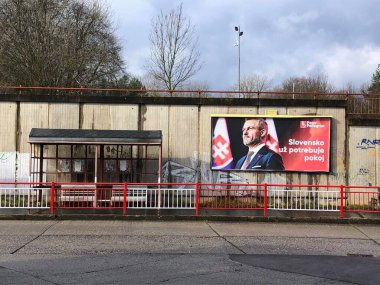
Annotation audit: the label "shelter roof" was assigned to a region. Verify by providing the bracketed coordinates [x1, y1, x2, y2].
[28, 128, 162, 144]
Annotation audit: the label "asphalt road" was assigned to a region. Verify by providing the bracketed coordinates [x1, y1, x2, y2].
[0, 220, 379, 284]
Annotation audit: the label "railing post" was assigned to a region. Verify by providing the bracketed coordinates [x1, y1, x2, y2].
[123, 183, 127, 216]
[264, 183, 268, 217]
[340, 185, 344, 219]
[50, 182, 55, 216]
[157, 183, 161, 216]
[195, 182, 200, 217]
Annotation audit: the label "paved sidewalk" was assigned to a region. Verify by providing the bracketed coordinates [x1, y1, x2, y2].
[0, 221, 379, 284]
[0, 220, 379, 255]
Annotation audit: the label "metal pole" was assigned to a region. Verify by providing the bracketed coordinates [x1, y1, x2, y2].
[238, 26, 241, 98]
[340, 185, 344, 219]
[94, 145, 98, 183]
[123, 182, 127, 216]
[195, 182, 200, 217]
[235, 26, 243, 98]
[50, 182, 55, 216]
[264, 183, 268, 217]
[292, 82, 295, 100]
[158, 145, 162, 183]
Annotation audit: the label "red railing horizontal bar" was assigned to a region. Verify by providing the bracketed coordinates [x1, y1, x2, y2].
[1, 181, 379, 188]
[1, 182, 379, 217]
[1, 85, 379, 98]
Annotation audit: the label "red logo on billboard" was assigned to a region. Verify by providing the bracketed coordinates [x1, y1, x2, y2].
[300, 121, 307, 128]
[212, 135, 232, 166]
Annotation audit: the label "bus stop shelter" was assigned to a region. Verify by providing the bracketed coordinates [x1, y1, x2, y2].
[28, 128, 162, 184]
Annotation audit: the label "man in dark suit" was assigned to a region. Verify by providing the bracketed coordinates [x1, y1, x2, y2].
[236, 118, 284, 171]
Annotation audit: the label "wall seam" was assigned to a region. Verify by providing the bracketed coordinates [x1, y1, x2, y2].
[15, 102, 20, 182]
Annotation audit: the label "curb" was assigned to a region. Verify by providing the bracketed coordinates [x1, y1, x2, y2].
[0, 214, 379, 224]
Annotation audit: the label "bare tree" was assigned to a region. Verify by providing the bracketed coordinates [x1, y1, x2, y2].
[232, 74, 271, 98]
[148, 3, 201, 91]
[281, 72, 334, 94]
[337, 81, 358, 94]
[0, 0, 124, 87]
[179, 80, 210, 97]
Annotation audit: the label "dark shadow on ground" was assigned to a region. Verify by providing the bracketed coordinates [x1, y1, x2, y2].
[230, 254, 380, 285]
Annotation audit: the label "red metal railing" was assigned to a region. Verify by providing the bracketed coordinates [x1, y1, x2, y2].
[265, 184, 342, 212]
[1, 182, 380, 218]
[344, 185, 380, 214]
[54, 182, 196, 212]
[198, 183, 265, 212]
[1, 85, 379, 114]
[0, 85, 377, 98]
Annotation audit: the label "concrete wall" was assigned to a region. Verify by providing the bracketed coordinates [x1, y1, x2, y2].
[0, 101, 377, 186]
[348, 126, 380, 186]
[0, 102, 17, 152]
[81, 104, 138, 130]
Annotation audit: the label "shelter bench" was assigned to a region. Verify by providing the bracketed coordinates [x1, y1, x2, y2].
[110, 185, 148, 206]
[59, 185, 96, 206]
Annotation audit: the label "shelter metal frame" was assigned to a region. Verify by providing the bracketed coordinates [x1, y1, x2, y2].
[28, 128, 162, 184]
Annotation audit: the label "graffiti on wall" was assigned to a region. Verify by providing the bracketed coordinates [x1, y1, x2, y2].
[162, 160, 249, 186]
[162, 151, 288, 187]
[352, 136, 379, 185]
[358, 168, 370, 175]
[0, 153, 11, 163]
[0, 152, 16, 184]
[344, 168, 374, 186]
[162, 149, 378, 187]
[0, 152, 29, 183]
[330, 170, 376, 186]
[356, 139, 380, 149]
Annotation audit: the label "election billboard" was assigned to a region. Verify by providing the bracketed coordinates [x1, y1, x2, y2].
[211, 115, 331, 172]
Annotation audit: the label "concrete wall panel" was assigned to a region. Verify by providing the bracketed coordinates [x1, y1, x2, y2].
[227, 106, 258, 115]
[168, 106, 199, 167]
[318, 107, 345, 186]
[143, 105, 169, 159]
[0, 152, 16, 182]
[109, 105, 139, 130]
[377, 128, 380, 186]
[287, 107, 318, 116]
[48, 103, 79, 129]
[81, 104, 138, 130]
[349, 126, 379, 186]
[259, 106, 287, 115]
[0, 103, 17, 152]
[19, 103, 49, 153]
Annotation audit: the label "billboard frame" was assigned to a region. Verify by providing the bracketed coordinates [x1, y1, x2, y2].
[210, 114, 332, 173]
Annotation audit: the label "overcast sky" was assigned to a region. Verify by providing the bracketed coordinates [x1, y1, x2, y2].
[105, 0, 380, 90]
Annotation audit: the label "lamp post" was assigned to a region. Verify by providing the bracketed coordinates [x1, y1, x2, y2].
[235, 26, 243, 98]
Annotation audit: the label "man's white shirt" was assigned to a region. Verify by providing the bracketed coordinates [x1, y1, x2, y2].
[247, 143, 265, 163]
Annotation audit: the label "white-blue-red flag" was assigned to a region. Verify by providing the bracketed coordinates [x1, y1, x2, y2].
[212, 118, 233, 169]
[265, 118, 280, 153]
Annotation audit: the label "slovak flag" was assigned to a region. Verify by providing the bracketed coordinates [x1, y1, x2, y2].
[265, 118, 280, 154]
[212, 118, 233, 169]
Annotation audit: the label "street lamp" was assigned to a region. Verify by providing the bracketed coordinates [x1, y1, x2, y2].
[234, 26, 243, 97]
